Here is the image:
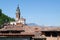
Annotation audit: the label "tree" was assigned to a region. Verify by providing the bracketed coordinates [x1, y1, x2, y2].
[0, 9, 15, 27]
[0, 9, 2, 16]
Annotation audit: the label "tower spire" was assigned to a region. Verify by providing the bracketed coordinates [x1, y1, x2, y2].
[16, 4, 20, 21]
[16, 4, 20, 11]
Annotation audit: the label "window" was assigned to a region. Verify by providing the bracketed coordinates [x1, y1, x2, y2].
[45, 32, 51, 37]
[52, 32, 57, 37]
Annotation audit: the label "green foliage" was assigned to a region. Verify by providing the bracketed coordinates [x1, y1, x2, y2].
[0, 9, 15, 25]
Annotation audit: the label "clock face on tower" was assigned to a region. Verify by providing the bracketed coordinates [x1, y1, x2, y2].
[16, 11, 20, 13]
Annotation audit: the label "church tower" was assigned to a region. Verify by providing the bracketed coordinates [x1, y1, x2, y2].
[16, 5, 26, 24]
[10, 5, 26, 25]
[16, 5, 20, 21]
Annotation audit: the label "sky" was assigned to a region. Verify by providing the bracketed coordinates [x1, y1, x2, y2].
[0, 0, 60, 26]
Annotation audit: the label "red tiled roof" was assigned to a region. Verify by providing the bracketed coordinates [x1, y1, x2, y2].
[41, 27, 60, 31]
[0, 25, 34, 36]
[0, 25, 23, 31]
[0, 24, 60, 37]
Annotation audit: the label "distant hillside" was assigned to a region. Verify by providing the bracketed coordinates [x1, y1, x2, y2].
[0, 9, 15, 25]
[27, 23, 39, 26]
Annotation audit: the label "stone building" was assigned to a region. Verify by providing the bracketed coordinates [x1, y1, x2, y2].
[0, 5, 60, 40]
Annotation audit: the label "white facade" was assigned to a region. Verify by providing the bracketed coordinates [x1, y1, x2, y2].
[10, 22, 16, 25]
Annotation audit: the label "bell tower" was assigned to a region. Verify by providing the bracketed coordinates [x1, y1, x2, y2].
[15, 4, 26, 25]
[16, 5, 20, 21]
[10, 4, 26, 25]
